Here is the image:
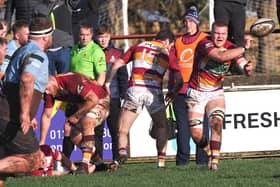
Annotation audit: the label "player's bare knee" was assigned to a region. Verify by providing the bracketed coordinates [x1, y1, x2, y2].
[210, 122, 222, 134]
[209, 110, 224, 134]
[119, 127, 129, 137]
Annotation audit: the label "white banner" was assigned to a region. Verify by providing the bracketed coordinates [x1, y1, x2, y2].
[129, 89, 280, 157]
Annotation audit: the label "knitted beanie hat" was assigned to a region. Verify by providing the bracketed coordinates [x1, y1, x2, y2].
[184, 6, 200, 25]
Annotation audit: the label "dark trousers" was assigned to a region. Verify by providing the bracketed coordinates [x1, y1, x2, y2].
[214, 1, 246, 75]
[93, 122, 104, 162]
[214, 1, 246, 47]
[173, 94, 209, 165]
[106, 98, 121, 160]
[93, 98, 121, 161]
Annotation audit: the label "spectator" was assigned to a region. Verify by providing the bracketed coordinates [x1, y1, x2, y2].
[95, 24, 128, 161]
[60, 22, 106, 164]
[0, 16, 53, 186]
[0, 19, 9, 38]
[186, 22, 253, 171]
[29, 144, 77, 176]
[105, 29, 183, 171]
[40, 72, 109, 174]
[33, 0, 74, 75]
[0, 20, 29, 80]
[66, 0, 101, 43]
[214, 0, 247, 75]
[169, 4, 208, 166]
[4, 0, 43, 27]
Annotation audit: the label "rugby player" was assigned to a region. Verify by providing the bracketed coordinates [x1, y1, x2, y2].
[40, 72, 109, 174]
[105, 29, 183, 170]
[186, 21, 253, 171]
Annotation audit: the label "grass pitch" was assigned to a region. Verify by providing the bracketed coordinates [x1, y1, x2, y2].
[4, 158, 280, 187]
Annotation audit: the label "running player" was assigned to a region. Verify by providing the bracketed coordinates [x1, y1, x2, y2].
[186, 22, 253, 171]
[105, 29, 183, 170]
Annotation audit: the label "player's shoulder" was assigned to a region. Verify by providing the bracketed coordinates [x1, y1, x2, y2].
[224, 40, 236, 49]
[198, 36, 214, 48]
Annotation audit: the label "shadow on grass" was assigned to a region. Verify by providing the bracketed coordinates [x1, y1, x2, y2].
[272, 175, 280, 178]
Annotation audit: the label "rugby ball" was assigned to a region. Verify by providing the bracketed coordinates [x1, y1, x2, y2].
[249, 18, 275, 37]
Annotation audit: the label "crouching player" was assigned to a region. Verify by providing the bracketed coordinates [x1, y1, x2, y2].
[40, 72, 109, 174]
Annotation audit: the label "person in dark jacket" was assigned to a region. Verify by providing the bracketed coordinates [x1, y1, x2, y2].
[33, 0, 74, 75]
[66, 0, 101, 43]
[214, 0, 247, 75]
[4, 0, 43, 27]
[95, 24, 128, 162]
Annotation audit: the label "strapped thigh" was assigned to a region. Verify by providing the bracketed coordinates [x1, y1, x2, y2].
[189, 119, 203, 128]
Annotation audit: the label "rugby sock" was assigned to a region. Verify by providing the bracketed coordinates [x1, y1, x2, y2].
[115, 147, 128, 164]
[118, 147, 127, 156]
[210, 140, 221, 164]
[158, 152, 166, 168]
[82, 152, 92, 163]
[62, 136, 74, 158]
[81, 135, 95, 163]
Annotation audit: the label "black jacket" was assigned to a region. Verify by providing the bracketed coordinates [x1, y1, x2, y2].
[68, 0, 101, 43]
[33, 0, 74, 48]
[214, 0, 246, 5]
[5, 0, 43, 25]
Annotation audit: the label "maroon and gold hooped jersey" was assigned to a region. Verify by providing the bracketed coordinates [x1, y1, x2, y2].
[121, 40, 179, 90]
[189, 36, 243, 92]
[44, 72, 108, 108]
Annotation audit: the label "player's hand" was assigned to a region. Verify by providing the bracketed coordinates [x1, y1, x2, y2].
[20, 114, 31, 134]
[31, 118, 38, 129]
[68, 115, 79, 125]
[244, 34, 254, 49]
[244, 61, 253, 76]
[165, 91, 175, 105]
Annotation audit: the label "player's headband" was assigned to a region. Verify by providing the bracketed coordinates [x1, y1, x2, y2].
[29, 26, 53, 37]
